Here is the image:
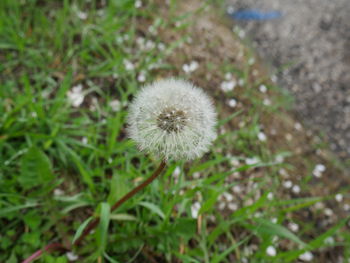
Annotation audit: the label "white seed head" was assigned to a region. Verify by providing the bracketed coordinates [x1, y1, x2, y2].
[127, 78, 217, 161]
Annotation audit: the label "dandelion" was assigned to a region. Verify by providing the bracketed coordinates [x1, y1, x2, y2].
[127, 78, 217, 161]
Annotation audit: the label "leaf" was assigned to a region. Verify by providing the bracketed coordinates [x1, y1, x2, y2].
[171, 218, 197, 239]
[253, 218, 307, 248]
[139, 201, 165, 219]
[109, 213, 138, 221]
[19, 146, 54, 189]
[72, 217, 93, 245]
[97, 202, 111, 253]
[107, 174, 129, 205]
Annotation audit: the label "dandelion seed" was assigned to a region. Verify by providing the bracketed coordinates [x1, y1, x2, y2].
[127, 79, 217, 160]
[343, 204, 350, 211]
[191, 202, 201, 218]
[266, 246, 276, 257]
[313, 164, 326, 178]
[81, 137, 88, 144]
[299, 251, 313, 261]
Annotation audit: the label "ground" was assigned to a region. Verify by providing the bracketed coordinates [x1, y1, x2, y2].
[227, 0, 350, 160]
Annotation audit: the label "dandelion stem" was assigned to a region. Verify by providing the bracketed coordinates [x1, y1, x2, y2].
[73, 160, 167, 246]
[22, 160, 167, 263]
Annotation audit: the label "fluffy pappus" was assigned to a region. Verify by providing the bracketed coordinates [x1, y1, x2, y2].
[127, 78, 217, 161]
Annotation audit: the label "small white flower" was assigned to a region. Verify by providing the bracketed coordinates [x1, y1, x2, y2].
[259, 84, 267, 93]
[267, 192, 274, 200]
[343, 204, 350, 211]
[66, 252, 79, 261]
[137, 72, 146, 82]
[228, 202, 238, 211]
[324, 237, 335, 245]
[248, 58, 255, 65]
[67, 84, 84, 107]
[245, 157, 259, 165]
[220, 80, 236, 92]
[263, 98, 271, 106]
[283, 180, 293, 189]
[225, 72, 232, 80]
[123, 59, 135, 71]
[313, 164, 326, 178]
[238, 78, 245, 86]
[182, 61, 199, 74]
[324, 208, 333, 216]
[335, 193, 343, 202]
[266, 246, 276, 256]
[135, 0, 142, 8]
[109, 100, 121, 112]
[299, 251, 313, 261]
[258, 132, 267, 142]
[292, 185, 301, 194]
[54, 189, 65, 196]
[77, 11, 88, 20]
[173, 166, 181, 177]
[81, 137, 88, 144]
[191, 202, 201, 218]
[227, 6, 235, 14]
[288, 222, 299, 232]
[227, 99, 237, 108]
[127, 79, 217, 160]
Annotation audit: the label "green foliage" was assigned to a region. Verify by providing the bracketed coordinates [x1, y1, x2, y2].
[0, 0, 348, 262]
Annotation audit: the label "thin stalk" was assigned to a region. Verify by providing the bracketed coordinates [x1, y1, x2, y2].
[22, 161, 167, 263]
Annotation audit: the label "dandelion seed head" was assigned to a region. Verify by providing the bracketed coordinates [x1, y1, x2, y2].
[127, 78, 217, 160]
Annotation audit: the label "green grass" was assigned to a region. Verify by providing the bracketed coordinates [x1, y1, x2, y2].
[1, 0, 349, 262]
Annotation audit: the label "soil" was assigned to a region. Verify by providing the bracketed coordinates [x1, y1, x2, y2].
[227, 0, 350, 160]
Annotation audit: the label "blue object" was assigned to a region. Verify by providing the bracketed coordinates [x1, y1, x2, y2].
[229, 9, 282, 21]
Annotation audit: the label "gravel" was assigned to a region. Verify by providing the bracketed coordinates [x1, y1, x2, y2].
[228, 0, 350, 159]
